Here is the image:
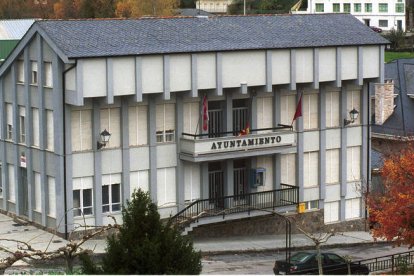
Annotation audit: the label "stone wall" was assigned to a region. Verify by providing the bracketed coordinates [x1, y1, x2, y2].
[189, 211, 367, 238]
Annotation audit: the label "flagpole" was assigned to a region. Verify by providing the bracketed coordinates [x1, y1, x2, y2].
[291, 92, 303, 127]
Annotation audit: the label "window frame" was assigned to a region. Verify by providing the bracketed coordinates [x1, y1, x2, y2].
[73, 188, 93, 217]
[365, 3, 372, 12]
[315, 3, 324, 12]
[31, 61, 38, 85]
[156, 103, 175, 143]
[395, 3, 404, 13]
[343, 3, 351, 13]
[354, 3, 361, 12]
[18, 106, 26, 144]
[102, 183, 121, 213]
[333, 3, 340, 12]
[379, 3, 388, 12]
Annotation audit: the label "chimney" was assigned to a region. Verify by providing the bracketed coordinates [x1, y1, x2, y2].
[374, 80, 395, 125]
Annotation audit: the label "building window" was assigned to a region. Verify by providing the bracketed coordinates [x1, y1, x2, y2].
[73, 177, 93, 217]
[34, 172, 41, 212]
[184, 163, 200, 203]
[44, 62, 52, 87]
[379, 3, 388, 12]
[326, 149, 340, 184]
[6, 103, 13, 140]
[305, 200, 319, 210]
[326, 91, 340, 128]
[17, 60, 24, 83]
[395, 3, 404, 13]
[71, 109, 92, 152]
[130, 170, 149, 196]
[315, 3, 324, 12]
[324, 201, 339, 223]
[303, 93, 319, 130]
[333, 3, 340, 12]
[379, 20, 388, 27]
[157, 167, 176, 207]
[347, 146, 361, 181]
[257, 97, 273, 132]
[8, 164, 15, 202]
[156, 103, 175, 143]
[128, 105, 148, 146]
[281, 153, 296, 185]
[102, 174, 121, 213]
[46, 110, 54, 151]
[280, 94, 296, 130]
[365, 3, 372, 12]
[343, 3, 351, 13]
[304, 151, 318, 188]
[19, 107, 25, 144]
[183, 102, 199, 137]
[31, 61, 38, 85]
[100, 107, 121, 148]
[347, 90, 361, 125]
[32, 108, 40, 147]
[354, 3, 361, 12]
[48, 177, 56, 218]
[345, 198, 361, 219]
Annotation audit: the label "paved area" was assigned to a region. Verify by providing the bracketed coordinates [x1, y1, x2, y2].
[0, 212, 387, 272]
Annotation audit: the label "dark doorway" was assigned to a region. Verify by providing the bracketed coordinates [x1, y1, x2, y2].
[364, 19, 370, 26]
[397, 20, 403, 31]
[208, 162, 224, 208]
[20, 167, 28, 216]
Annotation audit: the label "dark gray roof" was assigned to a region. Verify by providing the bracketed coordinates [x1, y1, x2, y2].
[372, 58, 414, 137]
[33, 14, 388, 58]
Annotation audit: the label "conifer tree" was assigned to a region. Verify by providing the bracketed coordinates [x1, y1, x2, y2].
[80, 189, 202, 274]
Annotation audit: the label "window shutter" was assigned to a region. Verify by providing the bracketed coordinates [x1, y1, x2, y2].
[304, 152, 318, 188]
[129, 106, 148, 146]
[157, 168, 166, 206]
[324, 201, 339, 223]
[46, 110, 54, 151]
[34, 172, 41, 211]
[44, 62, 52, 87]
[137, 106, 148, 145]
[156, 104, 164, 132]
[109, 108, 121, 148]
[257, 97, 273, 132]
[281, 153, 296, 185]
[48, 177, 56, 217]
[183, 102, 199, 135]
[326, 149, 339, 184]
[17, 61, 24, 83]
[128, 106, 138, 146]
[8, 165, 15, 202]
[81, 110, 92, 150]
[347, 147, 361, 181]
[164, 103, 175, 132]
[130, 170, 149, 196]
[304, 94, 318, 130]
[165, 167, 176, 205]
[329, 92, 340, 127]
[32, 108, 40, 147]
[73, 176, 93, 190]
[280, 95, 295, 126]
[71, 111, 81, 151]
[347, 90, 361, 125]
[6, 103, 13, 125]
[184, 163, 200, 202]
[345, 198, 361, 219]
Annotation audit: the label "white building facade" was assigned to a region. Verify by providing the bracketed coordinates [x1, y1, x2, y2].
[196, 0, 233, 13]
[299, 0, 406, 31]
[0, 14, 387, 236]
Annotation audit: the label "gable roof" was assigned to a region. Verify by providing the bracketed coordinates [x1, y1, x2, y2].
[372, 59, 414, 138]
[32, 13, 387, 59]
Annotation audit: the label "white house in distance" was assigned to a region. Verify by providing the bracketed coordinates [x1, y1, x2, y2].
[196, 0, 233, 13]
[0, 14, 388, 237]
[294, 0, 406, 31]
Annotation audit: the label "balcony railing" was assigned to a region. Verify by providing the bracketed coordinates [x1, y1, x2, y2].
[170, 184, 299, 231]
[180, 124, 296, 161]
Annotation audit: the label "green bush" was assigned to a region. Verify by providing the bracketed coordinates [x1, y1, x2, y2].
[80, 189, 202, 274]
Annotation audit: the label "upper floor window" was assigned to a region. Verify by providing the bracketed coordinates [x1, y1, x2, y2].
[347, 90, 361, 125]
[365, 3, 372, 12]
[32, 108, 40, 147]
[17, 60, 24, 83]
[31, 61, 38, 85]
[156, 103, 175, 143]
[379, 3, 388, 12]
[44, 62, 52, 87]
[333, 3, 340, 12]
[354, 3, 361, 12]
[6, 103, 13, 140]
[326, 91, 340, 128]
[46, 110, 54, 151]
[304, 151, 319, 188]
[19, 106, 26, 144]
[280, 94, 296, 130]
[72, 109, 92, 152]
[315, 3, 324, 12]
[100, 107, 121, 148]
[395, 3, 404, 13]
[303, 93, 319, 130]
[343, 3, 351, 13]
[128, 105, 148, 146]
[379, 20, 388, 27]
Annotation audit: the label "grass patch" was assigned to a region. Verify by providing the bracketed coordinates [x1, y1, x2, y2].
[385, 51, 414, 63]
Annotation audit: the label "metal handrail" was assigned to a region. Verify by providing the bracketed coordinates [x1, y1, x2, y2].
[182, 124, 293, 139]
[353, 250, 414, 273]
[170, 184, 299, 231]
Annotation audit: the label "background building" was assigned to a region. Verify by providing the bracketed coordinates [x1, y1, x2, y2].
[0, 14, 387, 236]
[196, 0, 233, 13]
[294, 0, 406, 31]
[0, 19, 34, 63]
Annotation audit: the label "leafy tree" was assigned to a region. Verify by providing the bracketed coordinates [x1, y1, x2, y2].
[81, 189, 202, 274]
[385, 28, 406, 50]
[367, 146, 414, 248]
[181, 0, 195, 8]
[115, 0, 178, 17]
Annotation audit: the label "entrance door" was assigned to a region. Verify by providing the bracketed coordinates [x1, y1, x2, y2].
[234, 159, 248, 200]
[20, 167, 28, 216]
[208, 162, 224, 208]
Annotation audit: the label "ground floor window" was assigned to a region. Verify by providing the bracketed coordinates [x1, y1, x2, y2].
[324, 201, 339, 223]
[73, 189, 93, 217]
[345, 198, 361, 219]
[102, 184, 121, 213]
[305, 200, 319, 211]
[379, 20, 388, 28]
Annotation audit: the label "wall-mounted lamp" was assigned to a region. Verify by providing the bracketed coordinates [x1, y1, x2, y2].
[97, 129, 111, 150]
[344, 108, 359, 126]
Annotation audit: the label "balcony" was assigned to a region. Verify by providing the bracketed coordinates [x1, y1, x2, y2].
[180, 125, 296, 162]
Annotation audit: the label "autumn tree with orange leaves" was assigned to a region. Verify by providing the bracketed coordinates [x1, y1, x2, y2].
[368, 146, 414, 248]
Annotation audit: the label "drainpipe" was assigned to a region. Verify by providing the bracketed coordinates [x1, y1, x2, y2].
[62, 62, 77, 240]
